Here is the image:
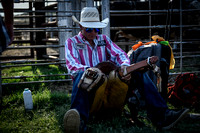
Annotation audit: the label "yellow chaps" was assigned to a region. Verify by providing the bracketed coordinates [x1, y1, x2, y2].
[90, 70, 128, 113]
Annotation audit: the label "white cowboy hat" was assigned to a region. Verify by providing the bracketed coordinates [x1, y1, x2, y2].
[72, 7, 109, 28]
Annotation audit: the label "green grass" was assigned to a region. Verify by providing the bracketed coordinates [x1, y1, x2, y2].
[1, 65, 200, 133]
[1, 64, 69, 95]
[0, 88, 70, 133]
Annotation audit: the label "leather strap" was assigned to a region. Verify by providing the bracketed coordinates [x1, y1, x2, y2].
[78, 67, 105, 92]
[119, 56, 158, 77]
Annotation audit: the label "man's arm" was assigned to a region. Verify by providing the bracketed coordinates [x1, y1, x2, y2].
[103, 35, 130, 66]
[102, 35, 131, 81]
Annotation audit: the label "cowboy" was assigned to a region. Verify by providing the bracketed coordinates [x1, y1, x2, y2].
[64, 7, 189, 133]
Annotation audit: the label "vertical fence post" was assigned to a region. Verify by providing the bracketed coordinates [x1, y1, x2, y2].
[81, 0, 87, 14]
[180, 0, 183, 73]
[86, 0, 94, 7]
[35, 0, 46, 59]
[149, 0, 152, 40]
[58, 0, 72, 67]
[71, 0, 80, 35]
[29, 1, 34, 58]
[71, 0, 86, 36]
[101, 0, 110, 37]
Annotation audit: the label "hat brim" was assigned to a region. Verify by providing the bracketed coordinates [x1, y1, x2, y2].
[72, 16, 109, 28]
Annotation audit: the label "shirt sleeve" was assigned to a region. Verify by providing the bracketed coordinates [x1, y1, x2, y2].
[65, 38, 89, 76]
[103, 35, 130, 66]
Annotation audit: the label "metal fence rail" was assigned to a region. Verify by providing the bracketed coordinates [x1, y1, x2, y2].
[2, 79, 72, 86]
[0, 0, 200, 89]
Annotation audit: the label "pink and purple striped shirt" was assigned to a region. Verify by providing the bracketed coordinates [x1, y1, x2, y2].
[65, 32, 130, 77]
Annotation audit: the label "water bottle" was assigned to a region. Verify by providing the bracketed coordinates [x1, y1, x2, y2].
[23, 88, 33, 110]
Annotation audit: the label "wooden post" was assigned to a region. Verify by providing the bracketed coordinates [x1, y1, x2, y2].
[81, 0, 87, 15]
[29, 1, 34, 58]
[58, 0, 72, 67]
[86, 0, 94, 7]
[72, 0, 79, 35]
[101, 0, 110, 37]
[35, 0, 46, 59]
[179, 0, 183, 73]
[72, 0, 86, 36]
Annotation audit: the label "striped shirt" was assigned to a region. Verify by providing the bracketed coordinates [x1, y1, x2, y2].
[65, 32, 130, 77]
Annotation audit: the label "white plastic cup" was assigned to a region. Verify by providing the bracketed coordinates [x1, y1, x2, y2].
[23, 88, 33, 110]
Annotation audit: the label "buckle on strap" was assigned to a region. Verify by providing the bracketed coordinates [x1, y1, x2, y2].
[147, 57, 153, 67]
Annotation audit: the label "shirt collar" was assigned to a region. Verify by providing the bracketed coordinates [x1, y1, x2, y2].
[78, 32, 99, 47]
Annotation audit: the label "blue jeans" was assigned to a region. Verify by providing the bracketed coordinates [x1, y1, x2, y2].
[131, 72, 168, 123]
[70, 71, 168, 123]
[70, 71, 93, 122]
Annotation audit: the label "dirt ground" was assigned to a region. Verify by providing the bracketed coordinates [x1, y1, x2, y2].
[1, 47, 58, 58]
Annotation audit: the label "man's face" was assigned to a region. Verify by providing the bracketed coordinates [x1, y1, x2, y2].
[80, 25, 100, 41]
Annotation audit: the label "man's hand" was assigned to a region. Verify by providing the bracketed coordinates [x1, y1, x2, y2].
[120, 65, 131, 81]
[147, 56, 158, 67]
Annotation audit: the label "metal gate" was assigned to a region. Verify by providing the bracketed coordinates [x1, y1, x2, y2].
[0, 0, 200, 100]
